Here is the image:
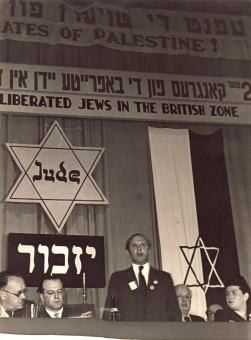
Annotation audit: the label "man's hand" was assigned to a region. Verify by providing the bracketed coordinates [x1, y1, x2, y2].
[80, 311, 92, 318]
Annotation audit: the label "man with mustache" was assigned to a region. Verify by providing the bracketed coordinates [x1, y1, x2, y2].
[175, 284, 205, 322]
[0, 270, 27, 317]
[38, 276, 92, 318]
[102, 233, 181, 321]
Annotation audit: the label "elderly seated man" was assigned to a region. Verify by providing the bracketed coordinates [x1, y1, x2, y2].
[0, 270, 27, 317]
[175, 284, 205, 322]
[37, 276, 93, 318]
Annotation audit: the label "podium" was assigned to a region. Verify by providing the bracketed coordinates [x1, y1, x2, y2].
[0, 318, 250, 339]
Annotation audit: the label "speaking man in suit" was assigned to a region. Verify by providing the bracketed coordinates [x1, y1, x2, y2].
[37, 276, 92, 318]
[175, 284, 205, 322]
[102, 233, 181, 321]
[0, 270, 27, 317]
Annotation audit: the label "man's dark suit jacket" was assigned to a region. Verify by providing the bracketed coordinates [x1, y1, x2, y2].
[38, 304, 94, 318]
[38, 307, 70, 318]
[215, 306, 250, 322]
[102, 267, 181, 321]
[189, 314, 205, 322]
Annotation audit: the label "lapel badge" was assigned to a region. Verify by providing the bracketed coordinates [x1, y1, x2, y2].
[153, 279, 159, 285]
[128, 280, 138, 290]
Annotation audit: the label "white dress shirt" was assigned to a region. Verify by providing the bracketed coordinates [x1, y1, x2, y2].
[132, 262, 150, 286]
[0, 304, 13, 317]
[45, 307, 64, 318]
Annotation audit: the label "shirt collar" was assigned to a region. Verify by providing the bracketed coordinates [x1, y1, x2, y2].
[45, 307, 64, 318]
[0, 303, 13, 317]
[182, 314, 191, 322]
[132, 262, 150, 285]
[132, 262, 150, 270]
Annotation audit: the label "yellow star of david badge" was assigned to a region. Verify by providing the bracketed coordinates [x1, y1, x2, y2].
[6, 120, 108, 233]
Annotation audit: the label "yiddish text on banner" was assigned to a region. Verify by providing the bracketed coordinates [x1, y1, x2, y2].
[0, 63, 251, 125]
[0, 0, 250, 60]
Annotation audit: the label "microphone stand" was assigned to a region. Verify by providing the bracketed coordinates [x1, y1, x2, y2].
[83, 272, 87, 304]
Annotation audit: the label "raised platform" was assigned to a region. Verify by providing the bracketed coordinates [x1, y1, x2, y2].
[0, 318, 250, 340]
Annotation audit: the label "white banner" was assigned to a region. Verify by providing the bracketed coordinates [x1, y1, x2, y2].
[148, 127, 207, 319]
[0, 63, 251, 125]
[0, 0, 250, 60]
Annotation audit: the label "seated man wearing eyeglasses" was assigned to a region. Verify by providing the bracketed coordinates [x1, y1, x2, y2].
[0, 269, 27, 317]
[37, 276, 92, 318]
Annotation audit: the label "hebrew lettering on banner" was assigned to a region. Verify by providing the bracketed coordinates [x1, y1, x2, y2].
[72, 245, 83, 274]
[8, 233, 105, 288]
[1, 63, 251, 125]
[18, 244, 35, 273]
[0, 0, 250, 60]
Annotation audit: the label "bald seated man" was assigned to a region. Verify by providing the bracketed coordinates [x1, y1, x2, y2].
[175, 284, 205, 322]
[206, 304, 223, 322]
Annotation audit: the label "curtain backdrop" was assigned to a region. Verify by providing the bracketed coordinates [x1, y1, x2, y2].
[149, 127, 241, 317]
[189, 129, 240, 308]
[149, 127, 207, 318]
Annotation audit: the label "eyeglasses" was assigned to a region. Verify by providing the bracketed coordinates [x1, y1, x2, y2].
[2, 289, 27, 298]
[206, 312, 215, 317]
[45, 289, 64, 296]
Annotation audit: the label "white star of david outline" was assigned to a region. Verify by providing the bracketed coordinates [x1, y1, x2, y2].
[180, 236, 224, 293]
[6, 120, 108, 233]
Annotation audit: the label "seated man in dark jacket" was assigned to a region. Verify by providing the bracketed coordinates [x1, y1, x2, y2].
[37, 276, 92, 318]
[0, 270, 27, 317]
[175, 284, 205, 322]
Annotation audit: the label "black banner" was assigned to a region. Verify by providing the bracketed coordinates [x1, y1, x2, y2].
[8, 233, 105, 288]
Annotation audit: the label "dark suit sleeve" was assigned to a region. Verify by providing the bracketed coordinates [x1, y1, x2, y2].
[190, 314, 206, 322]
[102, 272, 118, 321]
[165, 274, 182, 321]
[214, 309, 228, 322]
[38, 309, 51, 318]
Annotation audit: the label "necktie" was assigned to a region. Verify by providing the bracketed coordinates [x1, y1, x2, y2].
[184, 316, 191, 322]
[54, 312, 60, 318]
[139, 265, 147, 298]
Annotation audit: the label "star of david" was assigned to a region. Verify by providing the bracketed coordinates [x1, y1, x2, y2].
[180, 236, 224, 293]
[6, 120, 108, 233]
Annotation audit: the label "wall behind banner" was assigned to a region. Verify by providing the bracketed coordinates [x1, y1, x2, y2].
[0, 0, 251, 318]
